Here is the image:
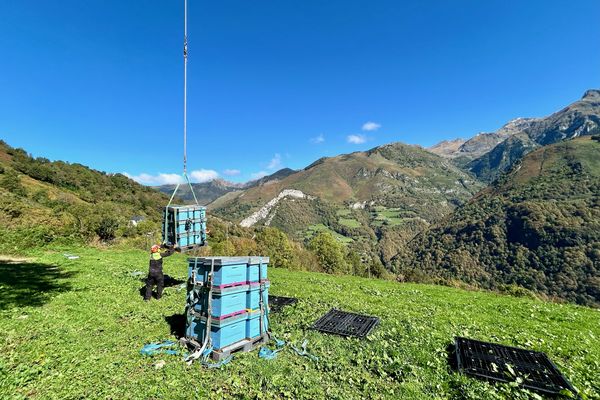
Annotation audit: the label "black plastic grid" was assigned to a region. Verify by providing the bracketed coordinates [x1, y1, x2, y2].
[268, 296, 298, 313]
[312, 308, 379, 338]
[454, 337, 575, 396]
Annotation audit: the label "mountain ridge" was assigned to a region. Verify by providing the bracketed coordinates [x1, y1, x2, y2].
[467, 90, 600, 181]
[395, 136, 600, 306]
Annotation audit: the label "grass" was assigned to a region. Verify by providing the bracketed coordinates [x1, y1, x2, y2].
[370, 207, 405, 227]
[305, 224, 353, 244]
[339, 218, 361, 228]
[1, 246, 599, 399]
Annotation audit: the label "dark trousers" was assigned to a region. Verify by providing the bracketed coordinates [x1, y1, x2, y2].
[145, 269, 164, 300]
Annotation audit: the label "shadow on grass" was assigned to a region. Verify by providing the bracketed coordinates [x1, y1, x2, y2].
[165, 313, 186, 338]
[0, 259, 74, 310]
[446, 343, 458, 372]
[138, 274, 186, 299]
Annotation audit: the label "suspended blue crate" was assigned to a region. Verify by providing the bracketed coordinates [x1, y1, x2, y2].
[163, 205, 207, 251]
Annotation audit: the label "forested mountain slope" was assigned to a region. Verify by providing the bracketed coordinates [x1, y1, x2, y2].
[210, 142, 483, 243]
[395, 136, 600, 306]
[0, 140, 168, 246]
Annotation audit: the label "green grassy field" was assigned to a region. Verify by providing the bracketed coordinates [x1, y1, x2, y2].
[304, 224, 354, 244]
[370, 207, 405, 227]
[1, 247, 599, 399]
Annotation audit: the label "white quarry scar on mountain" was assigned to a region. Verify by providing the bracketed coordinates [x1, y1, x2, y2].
[239, 189, 316, 227]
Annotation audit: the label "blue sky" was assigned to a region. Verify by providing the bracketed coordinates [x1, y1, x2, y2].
[1, 0, 599, 184]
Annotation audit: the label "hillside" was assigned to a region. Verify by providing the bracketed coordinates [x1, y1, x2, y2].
[1, 246, 598, 399]
[395, 136, 600, 306]
[467, 90, 600, 181]
[210, 143, 483, 252]
[0, 140, 168, 247]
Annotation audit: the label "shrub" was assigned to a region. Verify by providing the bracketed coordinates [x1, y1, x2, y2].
[309, 232, 349, 274]
[96, 217, 119, 241]
[1, 170, 26, 196]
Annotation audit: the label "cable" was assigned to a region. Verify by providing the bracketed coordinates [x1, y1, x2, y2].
[183, 0, 188, 174]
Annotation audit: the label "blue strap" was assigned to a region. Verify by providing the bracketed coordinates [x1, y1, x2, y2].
[258, 338, 286, 360]
[291, 339, 319, 362]
[202, 355, 233, 368]
[140, 340, 181, 356]
[197, 344, 233, 368]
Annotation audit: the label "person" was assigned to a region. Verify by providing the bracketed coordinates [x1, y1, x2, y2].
[144, 244, 175, 301]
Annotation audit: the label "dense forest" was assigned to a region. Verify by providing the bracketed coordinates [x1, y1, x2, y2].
[394, 137, 600, 306]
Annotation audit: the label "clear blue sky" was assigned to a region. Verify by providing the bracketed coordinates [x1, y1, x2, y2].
[1, 0, 599, 184]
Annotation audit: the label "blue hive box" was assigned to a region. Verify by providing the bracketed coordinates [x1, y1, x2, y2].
[186, 312, 247, 350]
[247, 256, 269, 282]
[246, 310, 269, 339]
[193, 285, 250, 318]
[188, 257, 250, 287]
[246, 282, 270, 311]
[163, 205, 207, 251]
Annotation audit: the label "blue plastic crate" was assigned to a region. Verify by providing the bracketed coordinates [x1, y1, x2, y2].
[246, 311, 269, 339]
[247, 256, 269, 282]
[188, 257, 249, 287]
[193, 285, 249, 318]
[186, 313, 247, 350]
[163, 205, 207, 250]
[247, 282, 270, 310]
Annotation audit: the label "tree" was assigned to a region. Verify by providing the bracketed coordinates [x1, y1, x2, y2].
[309, 232, 349, 274]
[96, 217, 119, 241]
[256, 227, 296, 269]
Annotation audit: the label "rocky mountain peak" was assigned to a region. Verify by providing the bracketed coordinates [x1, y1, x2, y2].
[582, 89, 600, 100]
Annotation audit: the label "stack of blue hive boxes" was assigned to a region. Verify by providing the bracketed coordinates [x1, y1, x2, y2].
[185, 256, 270, 351]
[163, 205, 207, 251]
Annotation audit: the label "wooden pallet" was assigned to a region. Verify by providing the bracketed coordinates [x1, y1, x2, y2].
[211, 333, 269, 361]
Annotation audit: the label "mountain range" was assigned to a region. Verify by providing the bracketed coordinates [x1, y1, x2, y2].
[156, 168, 296, 205]
[396, 136, 600, 306]
[1, 89, 598, 305]
[210, 142, 483, 264]
[201, 90, 598, 241]
[186, 89, 599, 305]
[432, 89, 600, 181]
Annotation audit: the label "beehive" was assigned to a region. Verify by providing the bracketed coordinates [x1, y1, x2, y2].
[163, 205, 206, 251]
[186, 257, 270, 351]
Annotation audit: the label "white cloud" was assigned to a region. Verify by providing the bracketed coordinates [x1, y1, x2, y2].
[189, 169, 219, 183]
[223, 169, 241, 176]
[124, 169, 219, 185]
[251, 171, 268, 179]
[123, 172, 184, 186]
[267, 153, 282, 170]
[362, 121, 381, 131]
[347, 134, 367, 144]
[310, 134, 325, 144]
[250, 153, 284, 180]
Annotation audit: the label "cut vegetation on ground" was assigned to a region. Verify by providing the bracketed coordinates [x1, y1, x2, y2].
[1, 246, 598, 399]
